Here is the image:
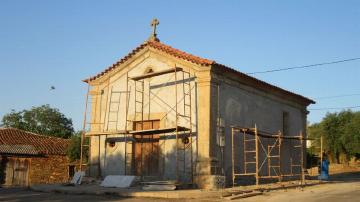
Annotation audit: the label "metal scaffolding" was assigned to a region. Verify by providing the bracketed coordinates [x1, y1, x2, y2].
[231, 125, 306, 187]
[80, 67, 196, 184]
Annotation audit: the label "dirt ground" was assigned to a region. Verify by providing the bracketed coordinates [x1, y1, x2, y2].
[241, 181, 360, 202]
[239, 170, 360, 202]
[1, 180, 359, 202]
[1, 170, 359, 202]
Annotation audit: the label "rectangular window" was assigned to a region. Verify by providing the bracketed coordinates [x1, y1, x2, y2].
[282, 111, 289, 136]
[68, 165, 75, 178]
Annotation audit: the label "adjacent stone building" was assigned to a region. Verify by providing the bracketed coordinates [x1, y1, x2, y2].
[82, 22, 315, 189]
[0, 128, 71, 187]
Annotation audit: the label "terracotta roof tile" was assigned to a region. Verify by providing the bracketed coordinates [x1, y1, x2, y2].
[0, 128, 70, 156]
[0, 145, 39, 155]
[83, 40, 214, 83]
[146, 40, 214, 66]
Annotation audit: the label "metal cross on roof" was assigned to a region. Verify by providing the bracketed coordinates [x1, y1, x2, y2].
[149, 18, 160, 41]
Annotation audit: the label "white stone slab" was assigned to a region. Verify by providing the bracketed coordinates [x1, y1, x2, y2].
[70, 171, 85, 185]
[142, 184, 177, 191]
[100, 175, 136, 188]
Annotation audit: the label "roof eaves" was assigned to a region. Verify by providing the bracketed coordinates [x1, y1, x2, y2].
[83, 42, 149, 83]
[213, 63, 315, 105]
[0, 128, 71, 156]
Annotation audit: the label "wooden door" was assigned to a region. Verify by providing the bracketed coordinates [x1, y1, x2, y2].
[133, 120, 160, 176]
[4, 158, 29, 187]
[13, 158, 29, 186]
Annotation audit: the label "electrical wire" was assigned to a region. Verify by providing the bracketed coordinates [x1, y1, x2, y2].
[314, 93, 360, 100]
[247, 57, 360, 75]
[309, 105, 360, 111]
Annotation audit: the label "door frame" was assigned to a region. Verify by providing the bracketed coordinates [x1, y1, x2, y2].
[132, 119, 160, 177]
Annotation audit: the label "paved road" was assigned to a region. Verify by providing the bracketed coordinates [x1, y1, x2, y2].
[1, 181, 360, 202]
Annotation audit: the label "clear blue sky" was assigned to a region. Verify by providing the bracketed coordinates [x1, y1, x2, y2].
[1, 0, 359, 130]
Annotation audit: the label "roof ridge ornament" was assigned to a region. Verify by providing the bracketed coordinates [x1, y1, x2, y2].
[148, 18, 160, 42]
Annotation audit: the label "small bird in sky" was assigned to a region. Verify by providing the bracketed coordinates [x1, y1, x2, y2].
[50, 86, 55, 91]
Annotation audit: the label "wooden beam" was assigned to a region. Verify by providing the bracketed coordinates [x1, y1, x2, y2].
[130, 67, 183, 81]
[85, 130, 128, 136]
[129, 126, 189, 135]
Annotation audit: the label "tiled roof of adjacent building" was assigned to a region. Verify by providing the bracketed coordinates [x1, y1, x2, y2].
[83, 39, 315, 105]
[0, 128, 70, 156]
[0, 145, 39, 155]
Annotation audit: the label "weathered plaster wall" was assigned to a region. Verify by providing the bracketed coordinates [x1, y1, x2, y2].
[212, 74, 308, 184]
[87, 49, 199, 181]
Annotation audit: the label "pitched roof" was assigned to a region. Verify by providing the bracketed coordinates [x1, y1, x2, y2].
[83, 40, 315, 105]
[83, 40, 214, 83]
[0, 145, 38, 155]
[0, 128, 70, 156]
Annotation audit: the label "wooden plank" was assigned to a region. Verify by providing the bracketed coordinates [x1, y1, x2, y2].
[142, 184, 176, 191]
[231, 126, 314, 140]
[226, 191, 263, 200]
[11, 158, 29, 187]
[4, 157, 14, 186]
[130, 67, 183, 81]
[222, 190, 253, 197]
[85, 130, 128, 136]
[141, 180, 177, 185]
[234, 173, 256, 176]
[129, 126, 189, 135]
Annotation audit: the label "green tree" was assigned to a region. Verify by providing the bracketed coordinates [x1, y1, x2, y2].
[343, 112, 360, 157]
[308, 110, 360, 163]
[66, 131, 88, 162]
[307, 123, 323, 154]
[1, 104, 74, 138]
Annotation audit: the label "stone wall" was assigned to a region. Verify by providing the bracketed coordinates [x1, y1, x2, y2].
[29, 155, 69, 185]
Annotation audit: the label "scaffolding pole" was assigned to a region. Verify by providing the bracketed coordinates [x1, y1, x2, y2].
[188, 70, 194, 184]
[231, 125, 307, 187]
[126, 67, 194, 184]
[300, 132, 305, 185]
[175, 66, 179, 182]
[124, 72, 132, 175]
[255, 125, 259, 186]
[83, 67, 196, 184]
[80, 84, 90, 171]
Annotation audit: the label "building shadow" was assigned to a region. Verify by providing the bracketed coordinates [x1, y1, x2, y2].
[0, 156, 8, 185]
